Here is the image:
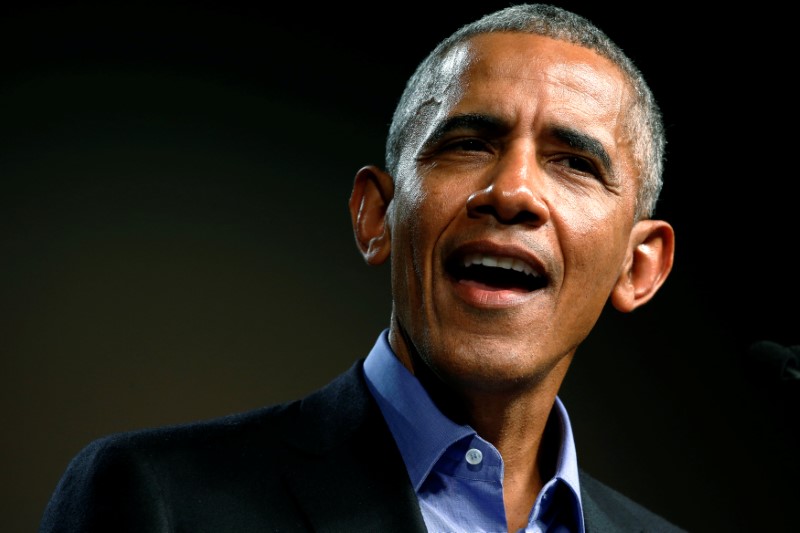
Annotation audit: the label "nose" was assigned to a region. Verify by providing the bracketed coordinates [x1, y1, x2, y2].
[466, 147, 549, 226]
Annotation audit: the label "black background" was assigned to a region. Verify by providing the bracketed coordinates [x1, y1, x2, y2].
[3, 2, 798, 532]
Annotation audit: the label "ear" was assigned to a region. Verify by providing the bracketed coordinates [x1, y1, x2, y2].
[348, 165, 394, 266]
[610, 219, 675, 312]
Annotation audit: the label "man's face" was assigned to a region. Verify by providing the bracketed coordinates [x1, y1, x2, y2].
[386, 33, 642, 394]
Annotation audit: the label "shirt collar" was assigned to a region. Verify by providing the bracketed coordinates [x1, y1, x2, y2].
[363, 328, 583, 507]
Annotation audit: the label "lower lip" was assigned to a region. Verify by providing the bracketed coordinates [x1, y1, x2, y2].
[451, 279, 534, 307]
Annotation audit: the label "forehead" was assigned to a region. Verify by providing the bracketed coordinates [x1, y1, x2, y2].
[442, 32, 630, 114]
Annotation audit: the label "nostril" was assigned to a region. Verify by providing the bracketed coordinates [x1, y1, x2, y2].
[467, 199, 540, 225]
[469, 204, 496, 218]
[506, 211, 539, 225]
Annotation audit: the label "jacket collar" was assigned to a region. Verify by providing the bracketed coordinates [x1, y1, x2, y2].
[277, 360, 428, 533]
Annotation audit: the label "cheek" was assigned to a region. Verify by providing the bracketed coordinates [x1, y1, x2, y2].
[389, 184, 430, 286]
[555, 193, 631, 282]
[394, 177, 462, 242]
[558, 187, 615, 231]
[390, 179, 464, 298]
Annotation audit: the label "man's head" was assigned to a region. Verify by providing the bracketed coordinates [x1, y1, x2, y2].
[349, 4, 674, 398]
[389, 3, 664, 222]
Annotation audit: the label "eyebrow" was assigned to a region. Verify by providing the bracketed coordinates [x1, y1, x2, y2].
[424, 113, 614, 175]
[425, 113, 506, 146]
[549, 125, 613, 175]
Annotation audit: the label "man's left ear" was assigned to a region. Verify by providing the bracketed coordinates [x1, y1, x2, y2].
[610, 219, 675, 312]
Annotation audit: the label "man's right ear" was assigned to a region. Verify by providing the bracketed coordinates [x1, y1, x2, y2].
[348, 165, 394, 266]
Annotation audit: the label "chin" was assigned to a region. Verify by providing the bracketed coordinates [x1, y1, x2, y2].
[423, 336, 556, 392]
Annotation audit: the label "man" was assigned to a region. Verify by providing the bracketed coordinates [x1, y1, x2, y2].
[40, 4, 684, 532]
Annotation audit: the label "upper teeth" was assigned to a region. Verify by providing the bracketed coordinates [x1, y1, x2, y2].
[462, 253, 537, 276]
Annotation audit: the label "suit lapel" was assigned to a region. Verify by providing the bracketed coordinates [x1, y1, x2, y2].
[579, 469, 650, 533]
[279, 361, 427, 533]
[581, 481, 619, 533]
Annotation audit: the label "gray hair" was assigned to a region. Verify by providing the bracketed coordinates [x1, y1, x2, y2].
[385, 3, 665, 220]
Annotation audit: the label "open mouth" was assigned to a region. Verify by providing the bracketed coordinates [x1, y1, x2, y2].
[445, 252, 547, 292]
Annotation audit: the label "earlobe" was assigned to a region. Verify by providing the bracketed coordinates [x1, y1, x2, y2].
[610, 219, 675, 312]
[348, 165, 394, 266]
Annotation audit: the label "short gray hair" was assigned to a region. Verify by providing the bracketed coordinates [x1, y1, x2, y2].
[385, 3, 665, 220]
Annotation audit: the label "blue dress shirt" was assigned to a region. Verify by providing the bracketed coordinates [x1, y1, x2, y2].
[363, 329, 585, 533]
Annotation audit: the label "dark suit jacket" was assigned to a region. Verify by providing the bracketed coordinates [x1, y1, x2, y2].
[40, 360, 687, 532]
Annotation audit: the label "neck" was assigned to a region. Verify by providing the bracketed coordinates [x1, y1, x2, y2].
[388, 322, 573, 532]
[390, 322, 572, 531]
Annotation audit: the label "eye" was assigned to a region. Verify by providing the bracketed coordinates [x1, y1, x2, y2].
[554, 155, 598, 177]
[441, 138, 492, 153]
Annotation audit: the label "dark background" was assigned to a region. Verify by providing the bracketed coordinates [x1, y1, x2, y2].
[3, 2, 798, 532]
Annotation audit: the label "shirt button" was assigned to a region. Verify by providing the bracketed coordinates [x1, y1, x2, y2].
[465, 448, 483, 465]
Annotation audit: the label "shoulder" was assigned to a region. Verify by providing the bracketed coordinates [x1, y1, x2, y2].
[69, 398, 294, 470]
[579, 470, 687, 533]
[40, 361, 375, 532]
[59, 358, 372, 472]
[39, 396, 302, 531]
